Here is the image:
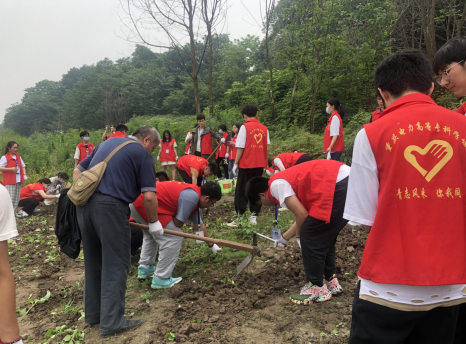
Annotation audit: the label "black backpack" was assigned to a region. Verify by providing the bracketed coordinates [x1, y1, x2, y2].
[55, 188, 81, 259]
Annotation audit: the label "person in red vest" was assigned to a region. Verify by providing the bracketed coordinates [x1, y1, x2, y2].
[74, 131, 94, 167]
[228, 104, 269, 227]
[228, 123, 242, 179]
[344, 50, 466, 344]
[433, 37, 466, 344]
[0, 184, 23, 344]
[0, 141, 27, 211]
[266, 152, 313, 175]
[369, 90, 386, 123]
[324, 98, 345, 161]
[184, 130, 194, 155]
[186, 114, 223, 160]
[157, 130, 178, 181]
[101, 124, 116, 141]
[176, 155, 217, 186]
[246, 160, 350, 304]
[215, 124, 230, 180]
[106, 124, 128, 139]
[130, 181, 222, 288]
[16, 178, 60, 218]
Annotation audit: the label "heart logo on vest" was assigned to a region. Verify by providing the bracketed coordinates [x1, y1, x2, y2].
[404, 140, 453, 182]
[254, 133, 263, 144]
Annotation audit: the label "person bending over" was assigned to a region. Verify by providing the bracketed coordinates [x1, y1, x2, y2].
[247, 160, 350, 305]
[176, 155, 217, 186]
[266, 152, 313, 175]
[16, 178, 60, 217]
[130, 181, 222, 289]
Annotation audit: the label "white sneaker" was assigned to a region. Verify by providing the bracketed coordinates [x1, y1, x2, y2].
[249, 216, 257, 224]
[278, 208, 289, 212]
[348, 221, 361, 226]
[210, 244, 222, 253]
[16, 210, 29, 218]
[226, 221, 239, 228]
[33, 208, 40, 213]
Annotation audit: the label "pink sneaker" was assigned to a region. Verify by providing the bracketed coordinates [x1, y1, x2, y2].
[291, 283, 332, 305]
[325, 275, 343, 295]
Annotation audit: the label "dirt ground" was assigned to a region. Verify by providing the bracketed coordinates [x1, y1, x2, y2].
[11, 196, 368, 343]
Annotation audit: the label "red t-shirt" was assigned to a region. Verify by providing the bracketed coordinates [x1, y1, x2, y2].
[20, 182, 46, 201]
[176, 155, 208, 178]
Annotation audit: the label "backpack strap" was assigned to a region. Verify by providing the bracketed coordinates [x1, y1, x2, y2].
[103, 141, 136, 164]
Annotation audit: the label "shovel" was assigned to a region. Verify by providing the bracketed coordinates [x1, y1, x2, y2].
[129, 222, 260, 275]
[271, 205, 282, 240]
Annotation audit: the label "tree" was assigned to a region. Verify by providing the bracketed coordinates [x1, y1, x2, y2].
[122, 0, 209, 114]
[262, 0, 277, 119]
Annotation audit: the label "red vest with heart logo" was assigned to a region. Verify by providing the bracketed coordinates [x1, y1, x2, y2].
[176, 155, 208, 178]
[132, 181, 200, 226]
[238, 118, 268, 169]
[267, 160, 343, 223]
[363, 93, 466, 286]
[160, 138, 177, 162]
[323, 111, 345, 152]
[272, 152, 306, 171]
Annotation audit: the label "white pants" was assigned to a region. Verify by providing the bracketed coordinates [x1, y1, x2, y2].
[130, 204, 182, 279]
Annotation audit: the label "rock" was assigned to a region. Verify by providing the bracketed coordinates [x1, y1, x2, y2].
[191, 323, 201, 332]
[347, 246, 355, 252]
[180, 323, 192, 335]
[284, 333, 294, 341]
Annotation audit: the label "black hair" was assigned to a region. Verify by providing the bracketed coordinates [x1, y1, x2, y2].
[232, 123, 242, 138]
[218, 124, 228, 134]
[37, 178, 52, 185]
[267, 157, 274, 168]
[433, 37, 466, 74]
[79, 131, 89, 137]
[196, 114, 206, 121]
[206, 163, 218, 175]
[156, 171, 170, 182]
[162, 130, 172, 143]
[200, 181, 222, 202]
[246, 177, 270, 204]
[327, 98, 345, 119]
[374, 50, 433, 98]
[57, 172, 69, 181]
[4, 141, 18, 155]
[116, 124, 129, 132]
[241, 104, 258, 118]
[375, 89, 382, 99]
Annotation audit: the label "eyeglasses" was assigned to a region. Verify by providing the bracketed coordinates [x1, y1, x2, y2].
[435, 60, 464, 85]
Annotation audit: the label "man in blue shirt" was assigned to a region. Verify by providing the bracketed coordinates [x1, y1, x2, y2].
[73, 125, 162, 336]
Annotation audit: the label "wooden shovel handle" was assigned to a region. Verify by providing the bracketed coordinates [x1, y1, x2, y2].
[129, 222, 256, 253]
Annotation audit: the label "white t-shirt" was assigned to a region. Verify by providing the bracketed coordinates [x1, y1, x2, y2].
[270, 165, 350, 208]
[0, 184, 18, 241]
[0, 155, 26, 183]
[343, 128, 461, 310]
[236, 124, 270, 149]
[329, 115, 341, 136]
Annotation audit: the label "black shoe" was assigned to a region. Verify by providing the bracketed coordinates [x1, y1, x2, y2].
[101, 320, 142, 337]
[89, 321, 99, 328]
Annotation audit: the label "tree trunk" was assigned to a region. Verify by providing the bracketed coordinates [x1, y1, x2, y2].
[290, 41, 306, 113]
[264, 0, 276, 119]
[187, 0, 201, 114]
[420, 0, 436, 63]
[309, 81, 320, 134]
[207, 27, 214, 116]
[457, 1, 466, 37]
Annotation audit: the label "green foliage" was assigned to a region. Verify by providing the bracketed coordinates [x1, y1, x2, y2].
[44, 325, 84, 343]
[165, 332, 176, 341]
[17, 290, 51, 317]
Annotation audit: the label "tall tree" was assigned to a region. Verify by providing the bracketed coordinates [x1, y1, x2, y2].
[122, 0, 208, 114]
[262, 0, 277, 119]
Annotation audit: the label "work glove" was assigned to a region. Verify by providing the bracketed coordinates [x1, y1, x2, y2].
[149, 221, 164, 236]
[223, 158, 228, 164]
[296, 238, 301, 249]
[210, 244, 222, 254]
[176, 156, 179, 161]
[187, 133, 192, 140]
[266, 169, 273, 176]
[23, 175, 28, 180]
[156, 156, 160, 161]
[232, 164, 238, 176]
[220, 138, 226, 143]
[274, 237, 288, 249]
[56, 194, 61, 199]
[225, 153, 229, 159]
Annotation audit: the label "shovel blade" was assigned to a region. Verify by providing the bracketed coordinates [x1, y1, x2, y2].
[235, 246, 260, 276]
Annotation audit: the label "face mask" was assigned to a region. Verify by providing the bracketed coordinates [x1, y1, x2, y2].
[84, 137, 90, 141]
[326, 107, 330, 114]
[59, 180, 64, 184]
[219, 130, 223, 134]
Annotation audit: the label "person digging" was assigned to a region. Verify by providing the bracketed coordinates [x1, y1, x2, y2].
[246, 160, 350, 304]
[176, 155, 217, 186]
[130, 181, 222, 289]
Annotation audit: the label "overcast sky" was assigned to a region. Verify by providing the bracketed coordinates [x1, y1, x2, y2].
[0, 0, 264, 122]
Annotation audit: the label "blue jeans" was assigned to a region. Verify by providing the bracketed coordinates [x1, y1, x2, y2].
[228, 160, 235, 179]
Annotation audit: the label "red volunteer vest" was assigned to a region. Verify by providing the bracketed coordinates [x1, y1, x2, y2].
[216, 132, 229, 159]
[1, 153, 24, 185]
[185, 132, 192, 154]
[20, 182, 46, 201]
[267, 160, 343, 223]
[371, 108, 383, 122]
[229, 136, 238, 160]
[455, 103, 466, 115]
[176, 155, 208, 178]
[132, 181, 201, 227]
[323, 112, 345, 152]
[362, 93, 466, 286]
[272, 152, 306, 170]
[160, 139, 177, 162]
[77, 142, 94, 164]
[201, 132, 213, 155]
[238, 118, 268, 169]
[107, 131, 126, 139]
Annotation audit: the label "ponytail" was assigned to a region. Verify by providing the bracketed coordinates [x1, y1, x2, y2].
[327, 98, 345, 119]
